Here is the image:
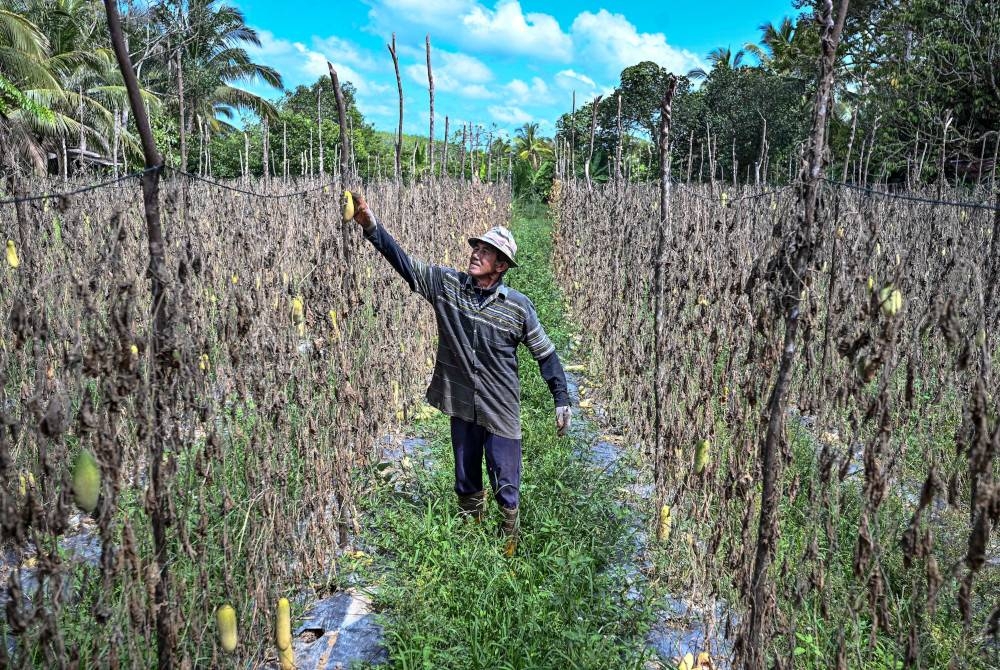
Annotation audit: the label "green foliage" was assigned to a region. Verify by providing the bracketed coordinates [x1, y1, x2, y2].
[864, 0, 1000, 182]
[676, 65, 808, 183]
[512, 158, 554, 203]
[513, 122, 552, 170]
[555, 2, 1000, 188]
[0, 73, 53, 121]
[556, 57, 807, 185]
[616, 62, 679, 142]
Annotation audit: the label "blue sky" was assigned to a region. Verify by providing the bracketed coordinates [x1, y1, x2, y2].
[236, 0, 797, 139]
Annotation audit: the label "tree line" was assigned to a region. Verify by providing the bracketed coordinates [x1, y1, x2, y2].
[553, 0, 1000, 190]
[5, 1, 992, 195]
[0, 0, 548, 189]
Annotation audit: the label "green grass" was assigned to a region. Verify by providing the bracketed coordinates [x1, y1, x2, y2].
[354, 204, 653, 669]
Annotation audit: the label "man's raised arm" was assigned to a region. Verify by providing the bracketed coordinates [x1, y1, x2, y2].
[348, 191, 440, 302]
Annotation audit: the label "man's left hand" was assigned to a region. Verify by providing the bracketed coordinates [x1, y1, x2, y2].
[556, 406, 572, 437]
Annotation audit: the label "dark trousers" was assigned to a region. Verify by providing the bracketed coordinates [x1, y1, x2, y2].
[450, 417, 521, 509]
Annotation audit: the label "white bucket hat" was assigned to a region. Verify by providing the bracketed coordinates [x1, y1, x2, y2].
[468, 225, 518, 267]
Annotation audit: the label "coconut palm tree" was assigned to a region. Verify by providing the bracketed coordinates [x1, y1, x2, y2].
[687, 46, 746, 81]
[1, 0, 156, 173]
[157, 0, 283, 134]
[744, 17, 815, 77]
[27, 0, 145, 160]
[0, 6, 62, 169]
[514, 122, 552, 171]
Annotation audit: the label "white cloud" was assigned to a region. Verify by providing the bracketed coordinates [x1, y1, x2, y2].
[375, 0, 474, 24]
[438, 51, 493, 83]
[555, 69, 596, 91]
[488, 105, 534, 125]
[311, 36, 379, 71]
[246, 29, 389, 97]
[459, 84, 497, 99]
[571, 10, 703, 79]
[404, 50, 496, 99]
[462, 0, 571, 61]
[504, 77, 550, 106]
[368, 0, 570, 62]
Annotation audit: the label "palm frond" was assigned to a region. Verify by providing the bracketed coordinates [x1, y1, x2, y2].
[0, 8, 49, 58]
[0, 45, 62, 89]
[215, 61, 282, 89]
[45, 48, 114, 79]
[212, 84, 279, 122]
[88, 85, 162, 113]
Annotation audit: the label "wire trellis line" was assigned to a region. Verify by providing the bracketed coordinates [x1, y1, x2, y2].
[1, 165, 997, 212]
[822, 177, 1000, 212]
[163, 166, 340, 199]
[0, 165, 341, 206]
[0, 166, 161, 206]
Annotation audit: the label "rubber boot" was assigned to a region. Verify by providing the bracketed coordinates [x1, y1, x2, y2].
[500, 506, 519, 557]
[457, 490, 486, 522]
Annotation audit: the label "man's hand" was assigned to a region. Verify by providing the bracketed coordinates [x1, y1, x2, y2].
[349, 190, 376, 232]
[556, 405, 572, 437]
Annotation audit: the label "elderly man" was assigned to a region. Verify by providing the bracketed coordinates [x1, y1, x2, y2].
[349, 192, 571, 555]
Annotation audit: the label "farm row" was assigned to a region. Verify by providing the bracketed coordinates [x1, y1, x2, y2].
[554, 179, 999, 667]
[0, 178, 508, 666]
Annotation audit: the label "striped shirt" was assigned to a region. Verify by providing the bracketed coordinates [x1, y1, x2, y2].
[365, 219, 569, 439]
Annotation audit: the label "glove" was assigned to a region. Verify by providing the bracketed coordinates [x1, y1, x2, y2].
[555, 405, 572, 437]
[347, 190, 376, 232]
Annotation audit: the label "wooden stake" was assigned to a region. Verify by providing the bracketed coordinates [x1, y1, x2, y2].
[585, 95, 602, 191]
[388, 34, 403, 183]
[653, 73, 678, 544]
[177, 49, 186, 173]
[615, 93, 623, 182]
[442, 115, 450, 177]
[570, 90, 576, 179]
[327, 61, 357, 310]
[747, 1, 849, 666]
[460, 124, 467, 181]
[318, 86, 324, 175]
[426, 35, 435, 179]
[103, 2, 174, 667]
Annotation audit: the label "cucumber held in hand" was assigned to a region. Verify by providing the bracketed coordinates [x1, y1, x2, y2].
[341, 190, 355, 222]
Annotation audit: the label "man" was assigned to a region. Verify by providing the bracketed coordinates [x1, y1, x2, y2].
[348, 191, 571, 556]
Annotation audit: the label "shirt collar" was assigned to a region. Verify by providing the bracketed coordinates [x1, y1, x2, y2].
[462, 274, 509, 300]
